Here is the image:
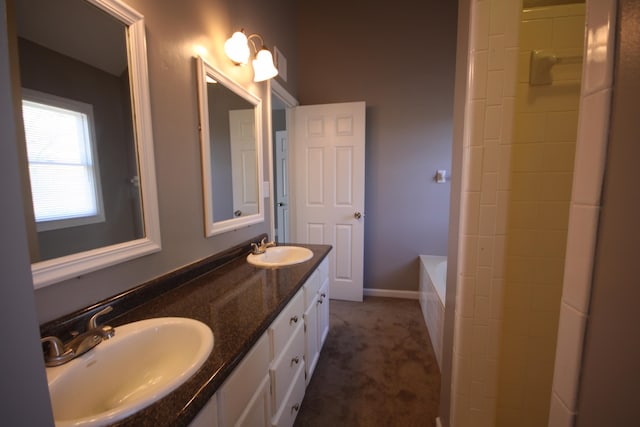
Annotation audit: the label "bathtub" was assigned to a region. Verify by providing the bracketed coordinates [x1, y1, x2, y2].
[419, 255, 447, 370]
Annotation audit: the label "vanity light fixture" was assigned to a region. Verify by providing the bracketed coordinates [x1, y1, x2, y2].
[224, 30, 278, 82]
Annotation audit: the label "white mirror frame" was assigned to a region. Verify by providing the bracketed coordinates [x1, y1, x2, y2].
[31, 0, 161, 289]
[196, 56, 264, 237]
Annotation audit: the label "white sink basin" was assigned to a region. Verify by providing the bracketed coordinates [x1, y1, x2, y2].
[46, 317, 214, 427]
[246, 246, 313, 267]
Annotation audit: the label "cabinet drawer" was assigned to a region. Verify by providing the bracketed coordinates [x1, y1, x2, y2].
[269, 290, 304, 358]
[218, 333, 269, 427]
[302, 270, 321, 308]
[271, 364, 305, 427]
[270, 322, 304, 413]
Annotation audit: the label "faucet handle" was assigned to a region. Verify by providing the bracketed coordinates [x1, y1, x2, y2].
[88, 305, 113, 330]
[41, 336, 65, 358]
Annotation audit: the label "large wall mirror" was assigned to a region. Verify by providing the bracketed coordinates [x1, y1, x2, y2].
[196, 56, 264, 236]
[12, 0, 161, 288]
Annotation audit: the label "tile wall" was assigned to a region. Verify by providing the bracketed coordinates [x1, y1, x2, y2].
[452, 1, 522, 425]
[496, 5, 584, 427]
[450, 1, 616, 426]
[549, 0, 617, 425]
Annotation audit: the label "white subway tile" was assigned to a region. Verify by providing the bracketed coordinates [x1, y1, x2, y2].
[462, 235, 479, 276]
[583, 0, 617, 94]
[472, 0, 490, 51]
[459, 276, 477, 319]
[488, 35, 505, 70]
[500, 97, 515, 144]
[519, 19, 553, 51]
[495, 191, 509, 235]
[552, 302, 587, 410]
[464, 191, 481, 235]
[472, 51, 489, 100]
[548, 393, 575, 427]
[469, 146, 484, 192]
[503, 48, 519, 97]
[572, 89, 611, 205]
[504, 0, 521, 48]
[481, 172, 498, 203]
[478, 236, 495, 268]
[562, 204, 600, 312]
[476, 267, 492, 297]
[470, 100, 487, 146]
[484, 105, 502, 140]
[552, 16, 587, 50]
[474, 296, 491, 326]
[489, 0, 507, 35]
[487, 70, 505, 105]
[489, 278, 504, 318]
[479, 206, 497, 236]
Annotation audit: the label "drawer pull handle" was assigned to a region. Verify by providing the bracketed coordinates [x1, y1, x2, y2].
[291, 403, 300, 414]
[289, 315, 299, 325]
[291, 356, 300, 366]
[317, 298, 323, 305]
[320, 293, 326, 298]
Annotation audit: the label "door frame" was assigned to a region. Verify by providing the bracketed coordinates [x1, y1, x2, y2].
[267, 80, 298, 242]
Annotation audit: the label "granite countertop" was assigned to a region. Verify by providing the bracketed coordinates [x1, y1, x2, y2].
[44, 242, 331, 427]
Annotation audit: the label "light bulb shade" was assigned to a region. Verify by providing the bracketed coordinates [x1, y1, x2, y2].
[252, 48, 278, 82]
[224, 31, 250, 64]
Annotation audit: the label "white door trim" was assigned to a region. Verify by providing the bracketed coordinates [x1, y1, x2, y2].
[267, 80, 298, 242]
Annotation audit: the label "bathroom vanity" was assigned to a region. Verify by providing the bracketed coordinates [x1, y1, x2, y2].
[40, 237, 331, 427]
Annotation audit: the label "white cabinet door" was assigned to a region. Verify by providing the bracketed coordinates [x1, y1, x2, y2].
[218, 333, 270, 427]
[317, 279, 330, 349]
[303, 299, 319, 385]
[236, 375, 271, 427]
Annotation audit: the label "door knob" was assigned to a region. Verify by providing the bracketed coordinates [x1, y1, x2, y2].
[354, 211, 362, 219]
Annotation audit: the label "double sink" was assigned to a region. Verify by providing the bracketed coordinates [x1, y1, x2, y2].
[45, 245, 314, 426]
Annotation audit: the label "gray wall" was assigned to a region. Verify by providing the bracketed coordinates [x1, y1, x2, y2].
[296, 1, 458, 291]
[5, 0, 298, 323]
[0, 0, 54, 423]
[576, 0, 640, 424]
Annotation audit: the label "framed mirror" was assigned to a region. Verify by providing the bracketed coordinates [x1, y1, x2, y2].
[13, 0, 161, 288]
[196, 56, 264, 236]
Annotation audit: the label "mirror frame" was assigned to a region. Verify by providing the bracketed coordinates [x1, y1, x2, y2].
[30, 0, 161, 289]
[196, 56, 264, 236]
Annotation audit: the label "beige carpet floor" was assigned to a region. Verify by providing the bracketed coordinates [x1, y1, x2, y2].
[294, 296, 441, 427]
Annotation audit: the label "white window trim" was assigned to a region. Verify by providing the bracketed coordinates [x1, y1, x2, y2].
[22, 88, 106, 232]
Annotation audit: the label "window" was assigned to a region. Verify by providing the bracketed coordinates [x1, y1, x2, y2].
[21, 89, 104, 231]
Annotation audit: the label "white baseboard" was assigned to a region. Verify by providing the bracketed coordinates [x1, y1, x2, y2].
[363, 288, 419, 300]
[436, 417, 443, 427]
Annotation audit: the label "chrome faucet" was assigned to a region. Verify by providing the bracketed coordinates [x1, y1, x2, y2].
[41, 306, 115, 367]
[251, 237, 276, 255]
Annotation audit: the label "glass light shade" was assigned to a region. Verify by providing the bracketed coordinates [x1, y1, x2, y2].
[252, 49, 278, 82]
[224, 31, 250, 64]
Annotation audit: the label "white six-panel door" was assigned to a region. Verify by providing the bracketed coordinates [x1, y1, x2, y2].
[229, 109, 258, 218]
[293, 102, 365, 302]
[275, 130, 289, 243]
